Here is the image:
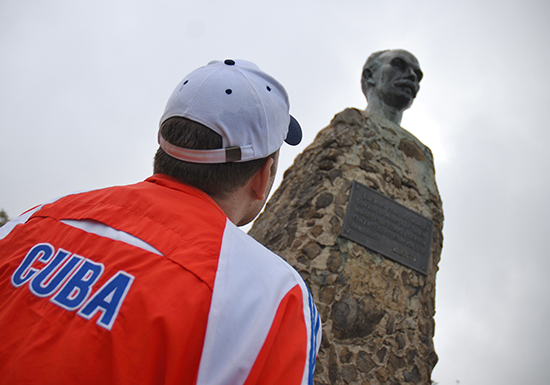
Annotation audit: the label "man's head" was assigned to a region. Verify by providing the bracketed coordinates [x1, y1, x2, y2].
[361, 49, 423, 115]
[158, 59, 301, 164]
[154, 116, 278, 198]
[154, 59, 301, 223]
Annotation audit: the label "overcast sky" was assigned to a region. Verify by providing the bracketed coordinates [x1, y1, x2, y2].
[2, 1, 549, 384]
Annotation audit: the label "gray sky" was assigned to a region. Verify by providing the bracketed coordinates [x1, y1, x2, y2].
[1, 1, 549, 384]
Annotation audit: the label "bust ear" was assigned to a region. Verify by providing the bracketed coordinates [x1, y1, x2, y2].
[363, 68, 378, 87]
[362, 67, 373, 81]
[361, 68, 375, 97]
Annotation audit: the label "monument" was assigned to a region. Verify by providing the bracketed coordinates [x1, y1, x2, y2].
[249, 50, 443, 384]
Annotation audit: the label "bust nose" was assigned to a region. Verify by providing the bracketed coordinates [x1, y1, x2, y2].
[404, 66, 417, 82]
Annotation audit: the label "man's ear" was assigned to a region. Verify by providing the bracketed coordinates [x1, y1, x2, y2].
[250, 157, 274, 201]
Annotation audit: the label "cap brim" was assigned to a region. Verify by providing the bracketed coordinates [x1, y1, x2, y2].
[285, 115, 302, 146]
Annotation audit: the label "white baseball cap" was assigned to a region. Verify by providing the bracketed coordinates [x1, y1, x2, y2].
[158, 59, 302, 163]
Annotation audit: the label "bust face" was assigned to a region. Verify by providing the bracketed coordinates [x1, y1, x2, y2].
[368, 50, 423, 112]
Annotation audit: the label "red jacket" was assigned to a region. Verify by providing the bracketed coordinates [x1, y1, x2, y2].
[0, 174, 321, 385]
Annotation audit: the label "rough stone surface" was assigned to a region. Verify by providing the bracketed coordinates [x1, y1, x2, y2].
[249, 108, 444, 384]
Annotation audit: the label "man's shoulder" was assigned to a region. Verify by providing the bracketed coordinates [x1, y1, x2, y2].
[221, 221, 304, 285]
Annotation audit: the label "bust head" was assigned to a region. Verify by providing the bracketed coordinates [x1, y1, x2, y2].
[361, 49, 423, 125]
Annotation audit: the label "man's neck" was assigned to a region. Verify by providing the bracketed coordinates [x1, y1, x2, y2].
[210, 190, 246, 226]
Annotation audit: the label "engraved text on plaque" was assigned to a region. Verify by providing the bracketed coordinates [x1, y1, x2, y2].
[341, 181, 433, 274]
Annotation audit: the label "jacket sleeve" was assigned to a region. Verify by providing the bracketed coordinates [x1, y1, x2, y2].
[244, 285, 320, 385]
[195, 220, 321, 385]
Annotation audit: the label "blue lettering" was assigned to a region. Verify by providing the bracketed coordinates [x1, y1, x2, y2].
[29, 250, 82, 297]
[12, 243, 134, 331]
[11, 243, 54, 287]
[51, 260, 104, 311]
[78, 272, 134, 331]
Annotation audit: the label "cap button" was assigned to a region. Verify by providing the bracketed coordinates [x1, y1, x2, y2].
[224, 59, 235, 66]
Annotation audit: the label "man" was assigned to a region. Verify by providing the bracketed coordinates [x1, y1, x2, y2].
[361, 49, 423, 125]
[0, 59, 321, 385]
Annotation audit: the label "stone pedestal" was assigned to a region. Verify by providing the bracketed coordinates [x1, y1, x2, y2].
[249, 108, 444, 384]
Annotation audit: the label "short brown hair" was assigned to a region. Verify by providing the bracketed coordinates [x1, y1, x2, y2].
[154, 117, 276, 198]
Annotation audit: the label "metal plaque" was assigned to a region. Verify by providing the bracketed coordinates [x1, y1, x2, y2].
[340, 181, 433, 275]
